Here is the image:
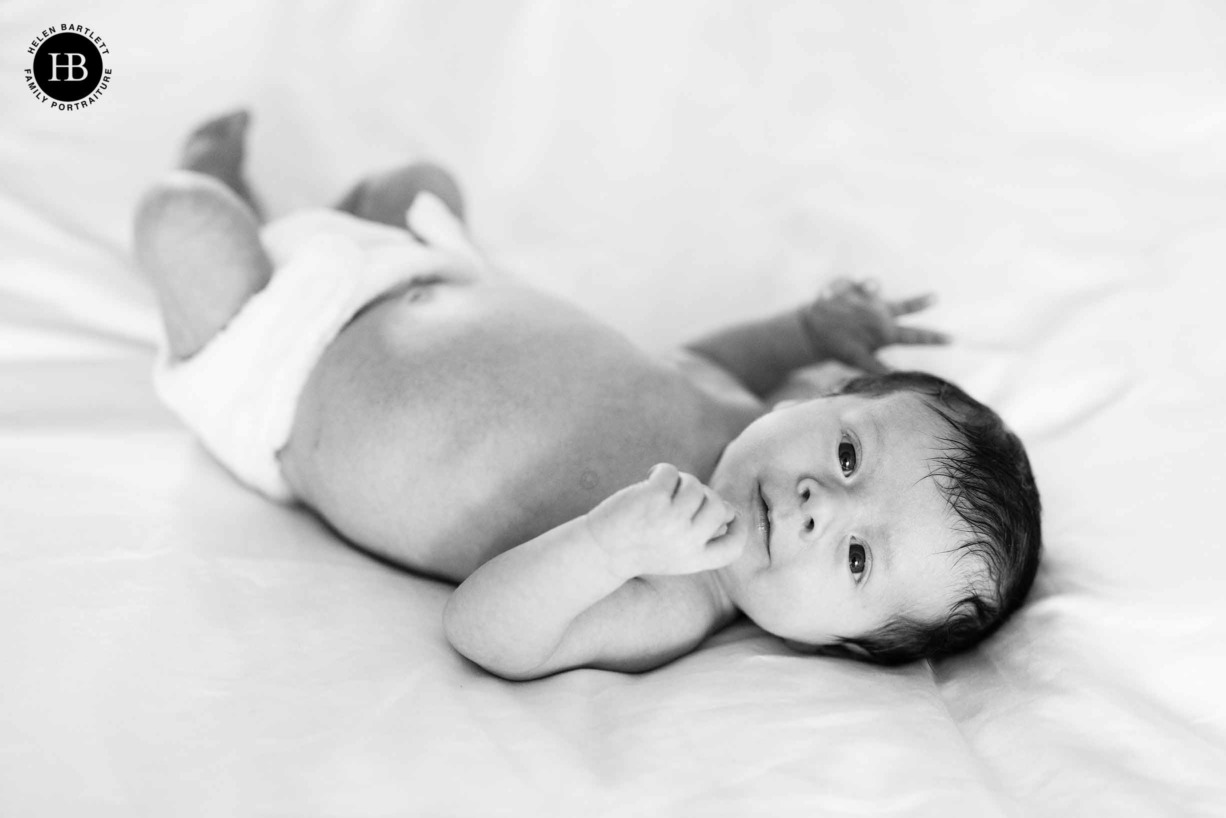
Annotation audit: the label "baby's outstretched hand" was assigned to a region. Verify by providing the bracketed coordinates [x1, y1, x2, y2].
[584, 464, 743, 580]
[798, 278, 949, 374]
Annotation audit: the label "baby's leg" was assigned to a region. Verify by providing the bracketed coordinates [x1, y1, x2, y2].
[335, 162, 466, 236]
[134, 110, 272, 359]
[178, 109, 263, 219]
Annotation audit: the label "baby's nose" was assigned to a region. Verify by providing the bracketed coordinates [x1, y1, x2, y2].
[795, 477, 848, 546]
[796, 477, 822, 538]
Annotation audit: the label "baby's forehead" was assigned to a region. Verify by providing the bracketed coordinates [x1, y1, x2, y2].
[838, 390, 946, 436]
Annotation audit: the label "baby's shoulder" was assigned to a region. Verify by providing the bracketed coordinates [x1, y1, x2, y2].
[664, 349, 763, 416]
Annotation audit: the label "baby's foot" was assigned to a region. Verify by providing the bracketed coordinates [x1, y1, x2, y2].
[336, 162, 466, 233]
[134, 172, 272, 359]
[179, 109, 262, 219]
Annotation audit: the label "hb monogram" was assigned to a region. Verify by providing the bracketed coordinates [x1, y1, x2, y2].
[48, 53, 89, 81]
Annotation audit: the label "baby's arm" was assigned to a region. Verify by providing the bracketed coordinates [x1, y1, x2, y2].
[443, 465, 741, 680]
[685, 279, 947, 398]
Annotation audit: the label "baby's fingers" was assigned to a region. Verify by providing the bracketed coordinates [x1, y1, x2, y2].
[672, 473, 709, 516]
[693, 487, 735, 531]
[888, 293, 936, 316]
[892, 325, 951, 345]
[699, 527, 745, 570]
[646, 463, 681, 495]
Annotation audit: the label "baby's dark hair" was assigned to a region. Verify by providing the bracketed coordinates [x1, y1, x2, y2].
[815, 371, 1042, 666]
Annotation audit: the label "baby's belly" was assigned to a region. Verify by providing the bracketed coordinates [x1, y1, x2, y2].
[281, 280, 758, 580]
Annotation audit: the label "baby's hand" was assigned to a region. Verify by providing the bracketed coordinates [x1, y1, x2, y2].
[584, 464, 743, 580]
[798, 278, 949, 375]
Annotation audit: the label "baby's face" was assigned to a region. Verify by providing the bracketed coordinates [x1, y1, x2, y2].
[708, 391, 971, 647]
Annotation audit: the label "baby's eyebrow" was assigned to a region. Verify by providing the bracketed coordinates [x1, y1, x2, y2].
[868, 415, 885, 452]
[870, 524, 894, 577]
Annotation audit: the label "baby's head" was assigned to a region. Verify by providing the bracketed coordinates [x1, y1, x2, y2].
[708, 371, 1041, 665]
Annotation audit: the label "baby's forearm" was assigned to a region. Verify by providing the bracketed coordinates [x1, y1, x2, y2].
[684, 307, 817, 398]
[443, 516, 628, 680]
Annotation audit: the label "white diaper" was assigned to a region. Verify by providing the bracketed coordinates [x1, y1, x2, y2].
[153, 190, 488, 501]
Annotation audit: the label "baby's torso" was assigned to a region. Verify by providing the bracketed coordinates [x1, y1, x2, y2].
[280, 278, 763, 581]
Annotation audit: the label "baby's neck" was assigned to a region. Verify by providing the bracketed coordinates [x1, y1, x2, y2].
[705, 567, 742, 622]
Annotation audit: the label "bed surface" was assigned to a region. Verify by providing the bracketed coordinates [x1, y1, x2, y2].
[2, 2, 1224, 815]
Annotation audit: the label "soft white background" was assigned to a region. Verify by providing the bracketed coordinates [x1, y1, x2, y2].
[1, 1, 1224, 815]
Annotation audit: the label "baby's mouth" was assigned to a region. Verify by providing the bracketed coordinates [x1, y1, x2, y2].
[757, 481, 771, 560]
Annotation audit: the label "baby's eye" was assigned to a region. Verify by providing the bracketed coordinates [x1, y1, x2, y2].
[838, 439, 858, 477]
[849, 542, 867, 580]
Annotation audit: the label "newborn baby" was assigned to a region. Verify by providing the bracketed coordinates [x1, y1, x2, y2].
[137, 111, 1042, 680]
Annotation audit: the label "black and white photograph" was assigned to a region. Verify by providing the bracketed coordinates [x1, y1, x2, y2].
[2, 2, 1224, 816]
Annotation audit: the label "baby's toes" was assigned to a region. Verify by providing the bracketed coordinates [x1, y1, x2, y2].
[184, 109, 250, 149]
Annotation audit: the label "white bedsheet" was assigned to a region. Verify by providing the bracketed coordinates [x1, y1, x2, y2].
[2, 2, 1224, 815]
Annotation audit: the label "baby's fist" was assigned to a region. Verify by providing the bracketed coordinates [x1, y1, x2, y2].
[585, 464, 742, 580]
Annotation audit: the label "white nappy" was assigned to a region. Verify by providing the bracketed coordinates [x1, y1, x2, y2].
[153, 190, 488, 501]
